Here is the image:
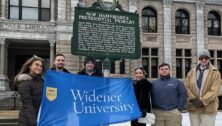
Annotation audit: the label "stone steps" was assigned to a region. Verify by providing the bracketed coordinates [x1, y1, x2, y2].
[0, 91, 20, 126]
[0, 119, 18, 126]
[0, 110, 18, 126]
[0, 91, 21, 110]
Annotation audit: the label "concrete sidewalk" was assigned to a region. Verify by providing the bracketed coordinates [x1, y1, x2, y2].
[182, 111, 222, 126]
[0, 110, 222, 126]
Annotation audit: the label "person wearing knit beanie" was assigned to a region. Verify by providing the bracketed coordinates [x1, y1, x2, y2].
[185, 49, 221, 126]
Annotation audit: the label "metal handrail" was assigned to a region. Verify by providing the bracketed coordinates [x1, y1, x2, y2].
[12, 91, 19, 110]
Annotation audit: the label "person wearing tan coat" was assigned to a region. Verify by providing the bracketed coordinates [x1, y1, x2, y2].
[185, 49, 221, 126]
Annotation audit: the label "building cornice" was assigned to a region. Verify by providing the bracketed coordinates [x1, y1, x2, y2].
[173, 0, 222, 5]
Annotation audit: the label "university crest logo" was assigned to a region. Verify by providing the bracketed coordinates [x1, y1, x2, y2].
[46, 87, 57, 101]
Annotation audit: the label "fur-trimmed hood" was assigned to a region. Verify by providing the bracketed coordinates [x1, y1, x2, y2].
[14, 74, 33, 84]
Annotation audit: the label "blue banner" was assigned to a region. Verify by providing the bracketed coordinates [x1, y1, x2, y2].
[37, 70, 141, 126]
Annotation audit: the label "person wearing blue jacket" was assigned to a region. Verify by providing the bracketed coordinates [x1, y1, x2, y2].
[151, 63, 187, 126]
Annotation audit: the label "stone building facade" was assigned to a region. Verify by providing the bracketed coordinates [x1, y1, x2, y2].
[0, 0, 222, 93]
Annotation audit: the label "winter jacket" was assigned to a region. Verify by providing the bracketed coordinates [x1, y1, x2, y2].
[131, 79, 152, 126]
[78, 68, 103, 77]
[133, 79, 152, 116]
[50, 67, 70, 73]
[151, 77, 187, 111]
[15, 74, 43, 126]
[185, 64, 221, 115]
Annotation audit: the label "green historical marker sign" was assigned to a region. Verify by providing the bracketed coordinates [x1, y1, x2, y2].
[71, 5, 140, 59]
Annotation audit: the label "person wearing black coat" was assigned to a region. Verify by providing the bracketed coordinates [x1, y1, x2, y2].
[78, 57, 103, 77]
[14, 55, 45, 126]
[131, 67, 152, 126]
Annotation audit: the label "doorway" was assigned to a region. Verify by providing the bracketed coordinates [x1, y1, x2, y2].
[7, 39, 50, 90]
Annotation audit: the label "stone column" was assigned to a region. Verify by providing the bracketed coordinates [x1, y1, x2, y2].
[129, 0, 141, 77]
[71, 0, 80, 21]
[58, 0, 67, 21]
[0, 38, 9, 91]
[182, 49, 185, 78]
[4, 43, 8, 75]
[0, 39, 6, 75]
[49, 40, 55, 68]
[163, 0, 172, 68]
[129, 0, 137, 12]
[1, 0, 6, 19]
[196, 2, 205, 54]
[50, 0, 55, 22]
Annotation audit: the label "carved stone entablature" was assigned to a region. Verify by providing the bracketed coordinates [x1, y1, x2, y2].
[0, 38, 5, 45]
[130, 0, 137, 6]
[49, 40, 56, 46]
[206, 5, 222, 12]
[163, 0, 172, 8]
[0, 22, 56, 33]
[196, 1, 204, 10]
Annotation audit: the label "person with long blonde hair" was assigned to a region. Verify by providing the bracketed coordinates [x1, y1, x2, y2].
[14, 55, 45, 126]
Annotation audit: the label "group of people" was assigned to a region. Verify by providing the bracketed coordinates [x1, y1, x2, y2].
[14, 49, 221, 126]
[14, 54, 102, 126]
[132, 49, 221, 126]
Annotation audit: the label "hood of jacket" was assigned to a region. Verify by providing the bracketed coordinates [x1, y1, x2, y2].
[15, 74, 33, 84]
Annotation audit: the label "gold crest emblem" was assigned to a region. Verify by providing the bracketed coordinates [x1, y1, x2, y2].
[46, 87, 57, 101]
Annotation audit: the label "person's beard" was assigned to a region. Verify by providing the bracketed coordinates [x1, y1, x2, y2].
[56, 64, 64, 70]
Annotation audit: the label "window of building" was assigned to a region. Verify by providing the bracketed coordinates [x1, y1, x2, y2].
[96, 60, 124, 75]
[142, 7, 157, 33]
[208, 11, 221, 36]
[175, 9, 190, 34]
[9, 0, 50, 21]
[176, 49, 192, 79]
[209, 50, 222, 78]
[142, 48, 158, 78]
[210, 50, 215, 65]
[110, 61, 115, 74]
[95, 60, 103, 74]
[119, 59, 125, 74]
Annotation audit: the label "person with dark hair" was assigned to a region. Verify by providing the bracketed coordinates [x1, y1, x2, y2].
[151, 63, 186, 126]
[185, 49, 221, 126]
[131, 67, 152, 126]
[78, 57, 103, 77]
[14, 55, 45, 126]
[51, 53, 69, 73]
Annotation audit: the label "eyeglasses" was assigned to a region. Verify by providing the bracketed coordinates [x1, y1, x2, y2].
[199, 56, 209, 60]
